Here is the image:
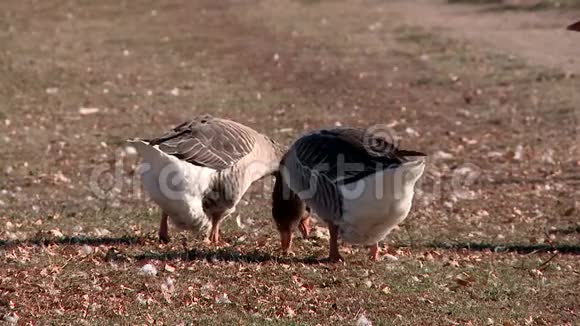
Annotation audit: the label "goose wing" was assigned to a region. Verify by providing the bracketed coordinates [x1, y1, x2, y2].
[146, 115, 257, 170]
[294, 127, 424, 184]
[284, 127, 426, 221]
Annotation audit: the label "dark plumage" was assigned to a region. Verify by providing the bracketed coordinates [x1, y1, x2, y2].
[272, 127, 426, 262]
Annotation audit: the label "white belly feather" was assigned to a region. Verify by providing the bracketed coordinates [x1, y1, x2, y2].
[129, 140, 214, 233]
[337, 160, 425, 245]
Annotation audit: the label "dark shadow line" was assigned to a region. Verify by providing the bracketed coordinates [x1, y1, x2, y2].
[5, 236, 580, 262]
[484, 175, 580, 186]
[428, 242, 580, 254]
[130, 247, 326, 265]
[477, 3, 554, 13]
[0, 236, 145, 248]
[547, 226, 580, 235]
[0, 235, 326, 264]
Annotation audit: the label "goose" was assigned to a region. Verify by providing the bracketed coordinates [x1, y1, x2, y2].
[272, 127, 426, 261]
[567, 21, 580, 31]
[128, 115, 311, 245]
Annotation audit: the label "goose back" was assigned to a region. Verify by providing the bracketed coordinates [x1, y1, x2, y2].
[281, 127, 425, 225]
[146, 115, 259, 170]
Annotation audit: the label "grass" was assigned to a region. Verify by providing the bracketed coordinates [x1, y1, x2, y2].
[1, 0, 580, 324]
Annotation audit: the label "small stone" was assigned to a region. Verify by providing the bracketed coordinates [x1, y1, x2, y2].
[355, 314, 372, 326]
[79, 107, 100, 115]
[164, 264, 176, 273]
[487, 151, 504, 158]
[46, 87, 59, 94]
[277, 127, 294, 133]
[50, 229, 64, 237]
[433, 150, 453, 160]
[94, 228, 111, 236]
[381, 285, 391, 294]
[513, 145, 524, 161]
[81, 245, 93, 255]
[285, 306, 296, 318]
[215, 293, 231, 304]
[139, 264, 157, 276]
[405, 127, 420, 137]
[124, 146, 137, 155]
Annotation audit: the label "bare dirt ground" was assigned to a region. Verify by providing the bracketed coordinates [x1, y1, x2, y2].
[389, 0, 580, 74]
[1, 0, 579, 324]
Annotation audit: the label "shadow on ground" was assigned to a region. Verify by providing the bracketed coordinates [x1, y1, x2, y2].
[428, 241, 580, 254]
[131, 247, 328, 264]
[0, 235, 146, 248]
[3, 235, 580, 265]
[0, 235, 328, 264]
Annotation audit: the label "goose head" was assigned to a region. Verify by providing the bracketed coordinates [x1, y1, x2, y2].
[271, 171, 309, 253]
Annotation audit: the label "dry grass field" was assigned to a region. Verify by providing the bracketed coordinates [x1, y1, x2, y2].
[1, 0, 579, 324]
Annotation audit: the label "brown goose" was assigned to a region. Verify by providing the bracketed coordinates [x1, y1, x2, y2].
[128, 115, 311, 245]
[272, 127, 426, 261]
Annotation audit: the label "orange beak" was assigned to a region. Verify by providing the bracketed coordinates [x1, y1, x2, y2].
[298, 215, 311, 238]
[280, 230, 293, 253]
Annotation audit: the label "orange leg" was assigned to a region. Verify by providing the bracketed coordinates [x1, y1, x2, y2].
[280, 230, 293, 255]
[209, 218, 220, 244]
[298, 214, 312, 238]
[158, 211, 170, 244]
[328, 224, 344, 262]
[207, 217, 230, 247]
[368, 243, 380, 261]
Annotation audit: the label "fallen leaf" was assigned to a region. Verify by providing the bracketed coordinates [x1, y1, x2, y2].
[139, 264, 157, 276]
[50, 229, 64, 237]
[455, 272, 475, 287]
[433, 150, 454, 160]
[355, 314, 372, 326]
[215, 293, 231, 304]
[381, 285, 391, 295]
[164, 264, 176, 273]
[285, 306, 296, 318]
